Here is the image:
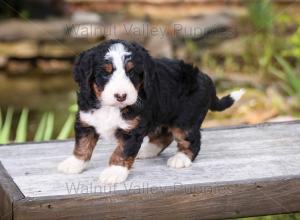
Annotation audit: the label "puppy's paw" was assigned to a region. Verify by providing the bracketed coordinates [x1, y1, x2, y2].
[137, 137, 162, 159]
[167, 152, 192, 169]
[99, 165, 129, 184]
[57, 156, 87, 174]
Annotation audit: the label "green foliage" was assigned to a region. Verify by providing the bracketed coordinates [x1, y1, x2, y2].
[57, 113, 75, 140]
[243, 34, 285, 76]
[0, 1, 30, 19]
[283, 27, 300, 59]
[34, 112, 48, 142]
[19, 10, 30, 19]
[258, 36, 275, 69]
[43, 112, 54, 141]
[0, 105, 78, 144]
[57, 104, 77, 140]
[15, 108, 29, 143]
[271, 57, 300, 105]
[0, 109, 2, 133]
[201, 53, 219, 71]
[185, 40, 202, 61]
[0, 108, 14, 144]
[248, 0, 274, 32]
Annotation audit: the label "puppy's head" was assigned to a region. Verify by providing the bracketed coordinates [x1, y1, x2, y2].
[74, 40, 153, 110]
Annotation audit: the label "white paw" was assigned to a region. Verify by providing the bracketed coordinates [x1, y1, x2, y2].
[57, 156, 87, 174]
[99, 165, 129, 184]
[230, 88, 245, 102]
[137, 136, 162, 159]
[167, 152, 192, 169]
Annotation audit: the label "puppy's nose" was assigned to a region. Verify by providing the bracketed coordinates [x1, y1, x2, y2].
[114, 93, 127, 102]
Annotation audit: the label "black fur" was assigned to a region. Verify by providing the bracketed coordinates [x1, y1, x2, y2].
[73, 39, 236, 166]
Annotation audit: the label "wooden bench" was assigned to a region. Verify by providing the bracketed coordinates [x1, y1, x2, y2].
[1, 121, 300, 220]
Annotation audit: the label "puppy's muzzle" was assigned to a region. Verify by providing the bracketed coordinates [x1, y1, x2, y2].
[114, 93, 127, 102]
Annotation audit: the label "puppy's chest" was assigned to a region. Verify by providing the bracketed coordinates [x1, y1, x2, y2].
[80, 106, 130, 141]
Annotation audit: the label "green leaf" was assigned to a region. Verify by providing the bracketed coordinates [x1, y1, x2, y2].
[276, 57, 300, 93]
[287, 71, 300, 94]
[0, 108, 2, 133]
[248, 0, 274, 32]
[34, 113, 47, 142]
[69, 104, 78, 113]
[15, 108, 29, 143]
[276, 57, 293, 73]
[269, 66, 286, 82]
[0, 108, 14, 144]
[43, 112, 54, 141]
[57, 113, 76, 140]
[281, 83, 295, 97]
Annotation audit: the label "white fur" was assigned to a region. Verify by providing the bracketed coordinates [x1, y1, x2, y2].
[57, 155, 88, 174]
[101, 43, 137, 108]
[80, 106, 131, 141]
[137, 136, 162, 159]
[230, 88, 245, 102]
[99, 165, 129, 184]
[167, 152, 192, 169]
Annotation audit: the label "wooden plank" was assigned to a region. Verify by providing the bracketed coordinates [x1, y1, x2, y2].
[13, 176, 300, 220]
[0, 121, 300, 219]
[0, 121, 300, 198]
[0, 162, 25, 220]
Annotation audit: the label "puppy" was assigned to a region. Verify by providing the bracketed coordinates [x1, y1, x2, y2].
[58, 39, 244, 184]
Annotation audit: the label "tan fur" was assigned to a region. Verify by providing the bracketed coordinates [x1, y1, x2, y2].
[171, 127, 194, 159]
[125, 61, 134, 72]
[109, 139, 134, 169]
[148, 127, 174, 153]
[103, 63, 113, 74]
[124, 116, 141, 132]
[93, 83, 102, 98]
[73, 131, 98, 161]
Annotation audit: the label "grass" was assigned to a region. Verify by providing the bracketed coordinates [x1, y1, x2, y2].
[248, 0, 274, 32]
[15, 108, 29, 143]
[271, 57, 300, 106]
[0, 104, 78, 144]
[283, 27, 300, 59]
[0, 107, 14, 144]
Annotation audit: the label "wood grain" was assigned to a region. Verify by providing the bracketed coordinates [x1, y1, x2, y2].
[13, 176, 300, 220]
[1, 121, 300, 198]
[0, 121, 300, 219]
[0, 162, 24, 220]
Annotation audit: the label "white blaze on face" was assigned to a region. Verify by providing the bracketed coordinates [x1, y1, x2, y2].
[101, 43, 138, 108]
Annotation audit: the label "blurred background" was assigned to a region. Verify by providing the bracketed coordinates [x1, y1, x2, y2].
[0, 0, 299, 144]
[0, 1, 300, 219]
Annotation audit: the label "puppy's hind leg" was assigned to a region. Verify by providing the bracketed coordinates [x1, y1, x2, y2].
[167, 127, 201, 169]
[137, 126, 174, 159]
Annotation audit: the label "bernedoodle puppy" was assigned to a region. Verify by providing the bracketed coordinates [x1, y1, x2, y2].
[58, 39, 245, 184]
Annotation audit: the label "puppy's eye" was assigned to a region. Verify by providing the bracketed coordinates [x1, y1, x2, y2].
[102, 63, 113, 74]
[125, 61, 134, 73]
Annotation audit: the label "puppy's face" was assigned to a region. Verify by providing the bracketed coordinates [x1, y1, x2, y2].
[94, 43, 144, 108]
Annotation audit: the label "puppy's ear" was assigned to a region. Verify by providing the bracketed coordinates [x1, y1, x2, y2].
[132, 42, 155, 97]
[73, 51, 97, 110]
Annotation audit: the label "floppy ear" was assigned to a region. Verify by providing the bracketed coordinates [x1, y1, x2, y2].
[73, 51, 98, 111]
[132, 42, 155, 98]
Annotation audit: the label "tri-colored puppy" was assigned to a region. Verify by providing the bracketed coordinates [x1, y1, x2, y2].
[58, 39, 244, 184]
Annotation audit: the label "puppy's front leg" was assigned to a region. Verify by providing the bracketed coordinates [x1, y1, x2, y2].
[99, 129, 144, 184]
[58, 118, 99, 174]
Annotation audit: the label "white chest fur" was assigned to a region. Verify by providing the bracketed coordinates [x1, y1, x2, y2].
[80, 106, 130, 141]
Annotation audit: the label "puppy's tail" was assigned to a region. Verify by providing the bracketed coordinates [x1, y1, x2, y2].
[210, 89, 245, 111]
